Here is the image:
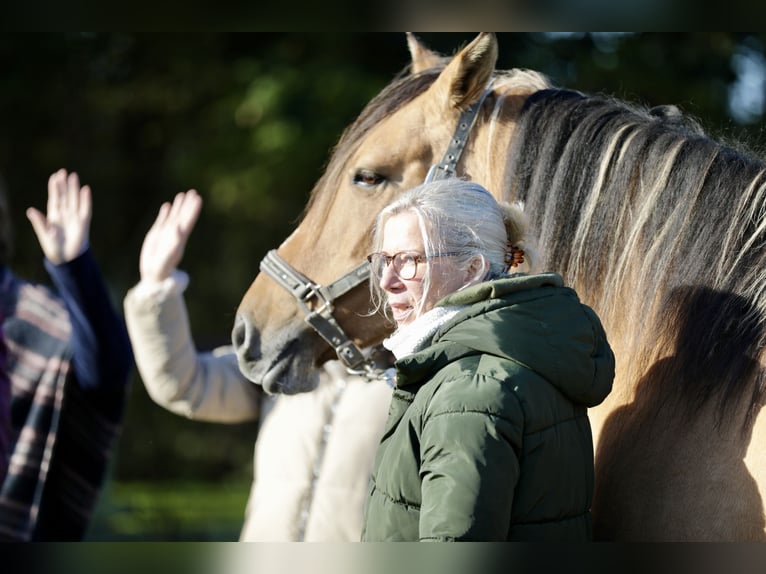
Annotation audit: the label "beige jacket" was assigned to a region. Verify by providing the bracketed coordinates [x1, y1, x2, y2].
[123, 272, 391, 541]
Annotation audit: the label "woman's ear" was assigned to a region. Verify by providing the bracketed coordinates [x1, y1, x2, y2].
[466, 255, 489, 284]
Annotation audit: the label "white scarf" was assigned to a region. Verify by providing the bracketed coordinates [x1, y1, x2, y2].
[383, 305, 465, 360]
[380, 305, 464, 389]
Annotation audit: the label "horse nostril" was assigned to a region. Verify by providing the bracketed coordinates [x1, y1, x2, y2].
[232, 314, 247, 349]
[232, 313, 261, 364]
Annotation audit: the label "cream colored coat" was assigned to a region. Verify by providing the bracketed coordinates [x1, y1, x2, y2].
[123, 273, 391, 541]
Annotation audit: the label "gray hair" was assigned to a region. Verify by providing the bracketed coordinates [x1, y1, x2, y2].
[368, 178, 532, 319]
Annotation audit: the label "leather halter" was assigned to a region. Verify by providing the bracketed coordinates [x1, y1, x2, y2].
[258, 87, 492, 376]
[260, 250, 372, 372]
[424, 89, 491, 182]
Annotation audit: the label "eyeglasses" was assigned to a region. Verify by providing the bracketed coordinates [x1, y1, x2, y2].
[366, 251, 462, 281]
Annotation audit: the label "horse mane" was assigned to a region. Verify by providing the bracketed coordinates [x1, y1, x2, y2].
[506, 87, 766, 430]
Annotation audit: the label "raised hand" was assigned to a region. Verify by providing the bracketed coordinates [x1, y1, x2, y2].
[26, 169, 92, 265]
[139, 189, 202, 283]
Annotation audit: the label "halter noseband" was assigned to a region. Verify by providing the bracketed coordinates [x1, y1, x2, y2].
[258, 86, 492, 377]
[260, 250, 372, 373]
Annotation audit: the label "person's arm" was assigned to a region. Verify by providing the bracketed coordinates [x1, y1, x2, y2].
[124, 272, 261, 422]
[418, 386, 522, 541]
[44, 250, 133, 390]
[27, 169, 132, 391]
[124, 189, 261, 422]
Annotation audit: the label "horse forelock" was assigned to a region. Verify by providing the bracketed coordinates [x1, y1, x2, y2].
[505, 87, 766, 430]
[492, 68, 552, 93]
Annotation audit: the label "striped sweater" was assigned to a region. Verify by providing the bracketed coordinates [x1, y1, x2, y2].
[0, 251, 132, 541]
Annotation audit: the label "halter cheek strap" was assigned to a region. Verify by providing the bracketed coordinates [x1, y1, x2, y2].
[424, 86, 493, 183]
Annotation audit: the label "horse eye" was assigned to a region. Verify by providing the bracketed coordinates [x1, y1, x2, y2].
[353, 170, 386, 188]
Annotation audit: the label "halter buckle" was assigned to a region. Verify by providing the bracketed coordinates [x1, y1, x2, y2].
[424, 162, 456, 183]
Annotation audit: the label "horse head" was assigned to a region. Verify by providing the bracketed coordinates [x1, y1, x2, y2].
[232, 33, 547, 394]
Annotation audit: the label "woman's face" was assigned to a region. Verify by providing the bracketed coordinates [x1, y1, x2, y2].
[378, 212, 469, 328]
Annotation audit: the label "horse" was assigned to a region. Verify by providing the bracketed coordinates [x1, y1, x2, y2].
[232, 33, 766, 541]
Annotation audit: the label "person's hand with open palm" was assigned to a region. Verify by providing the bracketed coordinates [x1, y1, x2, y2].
[139, 190, 202, 283]
[27, 169, 92, 265]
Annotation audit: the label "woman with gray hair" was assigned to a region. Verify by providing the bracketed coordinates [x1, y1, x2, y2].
[361, 178, 615, 541]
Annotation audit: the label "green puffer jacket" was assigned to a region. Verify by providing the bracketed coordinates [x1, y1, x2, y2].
[361, 273, 615, 541]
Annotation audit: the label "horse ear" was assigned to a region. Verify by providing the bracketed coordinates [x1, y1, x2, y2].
[407, 32, 444, 74]
[431, 32, 498, 111]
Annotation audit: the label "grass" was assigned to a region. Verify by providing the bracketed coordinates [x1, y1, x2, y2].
[86, 480, 251, 541]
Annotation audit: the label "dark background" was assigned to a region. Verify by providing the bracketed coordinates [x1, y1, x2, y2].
[1, 32, 764, 540]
